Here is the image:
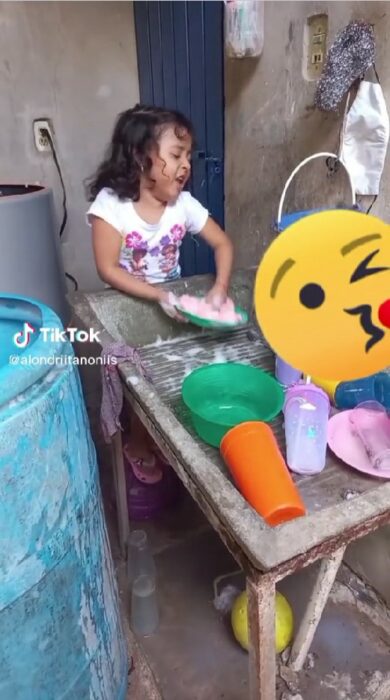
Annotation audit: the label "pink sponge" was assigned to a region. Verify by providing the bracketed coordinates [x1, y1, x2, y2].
[178, 294, 243, 323]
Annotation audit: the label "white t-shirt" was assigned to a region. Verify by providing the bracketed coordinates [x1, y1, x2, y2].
[87, 188, 209, 283]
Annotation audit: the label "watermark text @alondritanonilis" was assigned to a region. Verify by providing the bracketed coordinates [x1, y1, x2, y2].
[8, 354, 117, 367]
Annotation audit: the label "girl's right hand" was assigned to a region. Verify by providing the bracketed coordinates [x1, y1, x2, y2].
[158, 291, 187, 322]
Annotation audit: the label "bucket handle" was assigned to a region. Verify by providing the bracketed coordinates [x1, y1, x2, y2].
[277, 152, 356, 226]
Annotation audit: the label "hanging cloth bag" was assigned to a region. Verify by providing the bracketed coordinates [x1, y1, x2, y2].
[339, 71, 390, 196]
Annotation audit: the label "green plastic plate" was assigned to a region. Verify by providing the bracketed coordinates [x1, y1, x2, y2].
[175, 304, 249, 330]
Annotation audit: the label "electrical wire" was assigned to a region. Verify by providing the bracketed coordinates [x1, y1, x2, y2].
[42, 128, 79, 291]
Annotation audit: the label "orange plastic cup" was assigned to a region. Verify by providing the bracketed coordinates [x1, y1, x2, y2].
[220, 421, 306, 527]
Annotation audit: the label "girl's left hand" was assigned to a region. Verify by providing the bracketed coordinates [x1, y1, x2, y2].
[206, 284, 228, 311]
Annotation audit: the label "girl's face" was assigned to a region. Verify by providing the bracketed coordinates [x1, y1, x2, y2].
[146, 126, 192, 203]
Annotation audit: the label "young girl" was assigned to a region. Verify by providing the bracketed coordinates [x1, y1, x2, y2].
[86, 104, 234, 482]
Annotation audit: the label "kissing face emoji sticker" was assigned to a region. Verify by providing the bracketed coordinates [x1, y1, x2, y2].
[254, 210, 390, 381]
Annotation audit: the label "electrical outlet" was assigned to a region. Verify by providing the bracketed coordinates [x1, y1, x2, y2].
[312, 51, 323, 65]
[33, 119, 53, 153]
[303, 14, 328, 81]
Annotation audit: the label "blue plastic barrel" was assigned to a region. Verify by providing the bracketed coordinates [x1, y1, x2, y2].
[0, 295, 128, 700]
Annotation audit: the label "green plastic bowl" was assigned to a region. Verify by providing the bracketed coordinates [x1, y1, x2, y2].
[182, 362, 284, 447]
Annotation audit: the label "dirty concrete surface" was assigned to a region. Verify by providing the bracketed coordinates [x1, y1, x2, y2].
[99, 422, 390, 700]
[105, 481, 390, 700]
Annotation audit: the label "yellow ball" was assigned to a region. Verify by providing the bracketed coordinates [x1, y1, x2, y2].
[231, 590, 294, 653]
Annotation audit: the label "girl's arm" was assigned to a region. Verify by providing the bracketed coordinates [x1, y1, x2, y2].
[199, 217, 234, 306]
[91, 217, 167, 303]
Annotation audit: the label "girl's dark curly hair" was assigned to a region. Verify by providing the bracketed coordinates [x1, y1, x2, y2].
[86, 104, 194, 202]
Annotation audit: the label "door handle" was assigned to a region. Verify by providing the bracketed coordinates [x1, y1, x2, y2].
[193, 150, 222, 164]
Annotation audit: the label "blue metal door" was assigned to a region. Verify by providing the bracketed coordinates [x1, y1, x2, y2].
[134, 0, 224, 277]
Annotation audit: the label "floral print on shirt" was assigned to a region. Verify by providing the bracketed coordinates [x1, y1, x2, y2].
[119, 224, 186, 281]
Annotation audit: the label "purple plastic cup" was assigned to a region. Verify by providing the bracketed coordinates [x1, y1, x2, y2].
[275, 356, 302, 387]
[283, 383, 330, 475]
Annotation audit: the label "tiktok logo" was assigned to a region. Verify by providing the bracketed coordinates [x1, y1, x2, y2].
[13, 322, 35, 348]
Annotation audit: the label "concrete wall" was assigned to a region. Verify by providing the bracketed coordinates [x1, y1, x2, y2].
[1, 0, 139, 291]
[225, 1, 390, 605]
[225, 1, 390, 266]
